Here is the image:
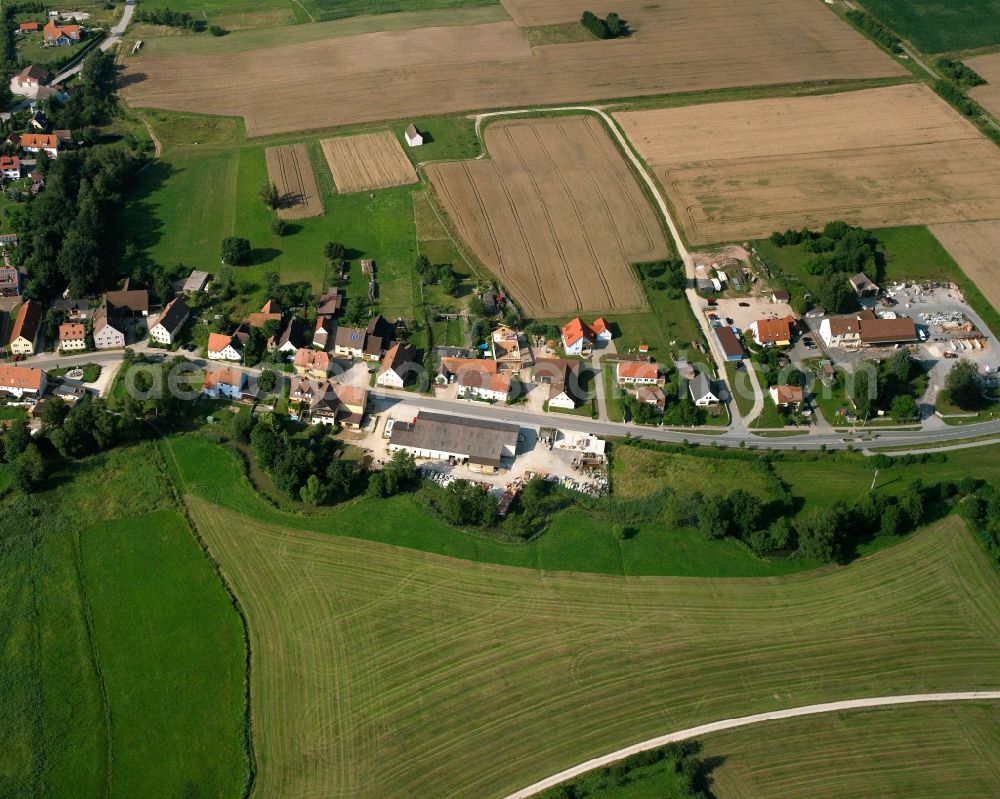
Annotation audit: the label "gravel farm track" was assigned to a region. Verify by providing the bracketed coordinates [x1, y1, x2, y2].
[615, 84, 1000, 243]
[118, 0, 906, 137]
[264, 143, 324, 219]
[320, 131, 418, 194]
[426, 116, 665, 317]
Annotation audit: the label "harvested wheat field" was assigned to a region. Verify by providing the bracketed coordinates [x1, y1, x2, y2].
[186, 492, 1000, 799]
[119, 0, 905, 137]
[616, 84, 1000, 243]
[930, 221, 1000, 313]
[264, 143, 323, 219]
[320, 131, 418, 194]
[427, 116, 664, 316]
[968, 52, 1000, 119]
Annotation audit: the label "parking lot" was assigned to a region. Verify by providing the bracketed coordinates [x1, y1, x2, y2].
[708, 296, 796, 333]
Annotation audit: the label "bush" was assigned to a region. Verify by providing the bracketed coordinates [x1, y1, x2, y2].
[845, 9, 899, 52]
[209, 24, 227, 36]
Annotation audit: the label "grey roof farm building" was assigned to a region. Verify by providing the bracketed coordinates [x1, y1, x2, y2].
[389, 411, 518, 467]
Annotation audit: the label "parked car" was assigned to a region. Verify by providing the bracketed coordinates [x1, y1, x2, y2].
[738, 301, 750, 307]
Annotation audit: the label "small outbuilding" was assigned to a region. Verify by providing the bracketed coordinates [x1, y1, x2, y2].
[404, 124, 423, 147]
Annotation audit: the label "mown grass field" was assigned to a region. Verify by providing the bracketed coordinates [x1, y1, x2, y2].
[0, 444, 248, 797]
[184, 493, 1000, 798]
[856, 0, 1000, 52]
[701, 702, 1000, 798]
[301, 0, 499, 22]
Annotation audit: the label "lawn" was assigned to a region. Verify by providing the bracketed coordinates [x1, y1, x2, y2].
[185, 498, 1000, 799]
[300, 0, 499, 23]
[856, 0, 1000, 52]
[0, 443, 249, 797]
[144, 0, 302, 28]
[702, 702, 1000, 798]
[724, 362, 755, 419]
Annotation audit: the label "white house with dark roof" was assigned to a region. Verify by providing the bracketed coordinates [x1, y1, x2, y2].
[149, 296, 190, 345]
[404, 124, 423, 147]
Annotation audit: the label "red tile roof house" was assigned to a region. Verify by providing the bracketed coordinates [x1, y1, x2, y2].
[202, 366, 247, 400]
[749, 315, 796, 347]
[637, 384, 666, 413]
[207, 330, 246, 362]
[0, 364, 47, 399]
[615, 360, 661, 385]
[770, 384, 804, 408]
[0, 265, 21, 297]
[561, 317, 595, 356]
[58, 322, 87, 352]
[0, 156, 22, 180]
[293, 347, 332, 379]
[8, 299, 43, 356]
[18, 22, 40, 33]
[43, 20, 82, 46]
[15, 64, 51, 90]
[20, 133, 60, 159]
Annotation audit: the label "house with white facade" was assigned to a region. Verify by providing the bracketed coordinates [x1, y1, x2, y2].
[689, 372, 720, 406]
[376, 342, 417, 389]
[202, 366, 247, 400]
[58, 322, 86, 351]
[149, 296, 189, 346]
[207, 331, 245, 361]
[92, 306, 125, 350]
[615, 360, 660, 385]
[404, 124, 423, 147]
[8, 299, 42, 356]
[0, 364, 46, 399]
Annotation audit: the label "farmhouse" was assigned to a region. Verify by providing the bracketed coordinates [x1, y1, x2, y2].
[389, 411, 518, 470]
[8, 299, 43, 356]
[562, 318, 595, 356]
[770, 384, 804, 408]
[457, 366, 510, 403]
[689, 372, 720, 406]
[92, 306, 126, 350]
[149, 296, 189, 345]
[819, 314, 865, 348]
[269, 317, 304, 359]
[315, 288, 342, 317]
[376, 342, 417, 389]
[333, 325, 366, 359]
[203, 366, 247, 400]
[20, 133, 59, 159]
[43, 19, 81, 46]
[58, 322, 86, 351]
[0, 265, 21, 296]
[183, 270, 210, 293]
[849, 272, 879, 298]
[749, 315, 796, 347]
[291, 378, 367, 427]
[859, 316, 918, 346]
[207, 331, 245, 361]
[293, 347, 332, 378]
[532, 357, 579, 409]
[106, 281, 149, 317]
[616, 360, 660, 385]
[332, 383, 368, 428]
[245, 299, 281, 329]
[715, 326, 746, 361]
[404, 124, 423, 147]
[0, 156, 22, 179]
[364, 315, 395, 360]
[0, 365, 46, 399]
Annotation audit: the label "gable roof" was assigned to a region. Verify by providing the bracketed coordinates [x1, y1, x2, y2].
[591, 317, 611, 336]
[378, 342, 417, 377]
[9, 299, 42, 344]
[715, 326, 745, 358]
[617, 360, 659, 381]
[859, 317, 917, 344]
[690, 372, 717, 400]
[153, 296, 189, 333]
[245, 300, 281, 328]
[294, 348, 331, 371]
[753, 315, 795, 344]
[208, 331, 240, 354]
[637, 384, 666, 406]
[20, 133, 58, 149]
[562, 317, 594, 347]
[204, 366, 246, 390]
[58, 322, 85, 341]
[0, 364, 44, 392]
[18, 64, 50, 82]
[271, 317, 303, 350]
[0, 156, 20, 170]
[106, 282, 149, 314]
[334, 325, 366, 350]
[826, 315, 863, 336]
[315, 288, 342, 316]
[771, 384, 804, 404]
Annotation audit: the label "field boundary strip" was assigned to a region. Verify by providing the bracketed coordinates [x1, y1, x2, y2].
[504, 692, 1000, 799]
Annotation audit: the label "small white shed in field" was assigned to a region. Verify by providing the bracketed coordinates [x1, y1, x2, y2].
[404, 123, 423, 147]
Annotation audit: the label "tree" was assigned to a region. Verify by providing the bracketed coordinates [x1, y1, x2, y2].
[217, 265, 236, 299]
[889, 394, 918, 422]
[886, 348, 913, 384]
[2, 417, 31, 463]
[300, 474, 329, 505]
[221, 237, 252, 266]
[816, 273, 857, 314]
[13, 444, 45, 493]
[728, 489, 763, 539]
[257, 368, 278, 393]
[324, 242, 347, 263]
[944, 359, 983, 410]
[796, 506, 846, 562]
[260, 181, 280, 209]
[271, 218, 287, 236]
[440, 269, 460, 297]
[326, 458, 357, 502]
[262, 271, 281, 299]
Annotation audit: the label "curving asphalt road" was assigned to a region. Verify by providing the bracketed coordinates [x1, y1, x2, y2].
[52, 0, 136, 84]
[503, 692, 1000, 799]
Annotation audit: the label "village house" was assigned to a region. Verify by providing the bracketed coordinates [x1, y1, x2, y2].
[149, 296, 189, 346]
[15, 64, 51, 92]
[29, 110, 49, 132]
[290, 378, 367, 427]
[819, 314, 865, 348]
[333, 383, 368, 428]
[92, 306, 126, 350]
[561, 318, 595, 356]
[0, 364, 46, 399]
[202, 366, 247, 400]
[0, 156, 22, 180]
[106, 280, 149, 317]
[532, 357, 579, 409]
[311, 316, 334, 351]
[43, 19, 82, 46]
[848, 272, 879, 299]
[404, 124, 423, 147]
[859, 316, 918, 347]
[591, 318, 614, 343]
[293, 347, 332, 379]
[315, 288, 342, 318]
[749, 315, 796, 348]
[771, 289, 790, 303]
[244, 299, 281, 329]
[689, 372, 720, 406]
[376, 342, 417, 389]
[363, 315, 395, 361]
[20, 133, 59, 159]
[457, 366, 510, 403]
[207, 331, 246, 361]
[8, 299, 43, 356]
[50, 297, 91, 321]
[637, 384, 666, 414]
[269, 317, 303, 360]
[615, 360, 660, 386]
[770, 384, 804, 408]
[0, 265, 20, 297]
[18, 21, 40, 34]
[333, 325, 366, 359]
[58, 322, 86, 352]
[490, 325, 532, 374]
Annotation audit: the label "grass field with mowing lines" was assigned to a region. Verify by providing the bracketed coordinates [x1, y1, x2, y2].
[701, 702, 1000, 798]
[185, 498, 1000, 799]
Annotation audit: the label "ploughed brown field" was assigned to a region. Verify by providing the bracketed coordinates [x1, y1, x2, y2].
[264, 143, 323, 219]
[320, 131, 418, 194]
[929, 221, 1000, 313]
[967, 52, 1000, 119]
[615, 84, 1000, 244]
[119, 0, 905, 137]
[426, 116, 665, 317]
